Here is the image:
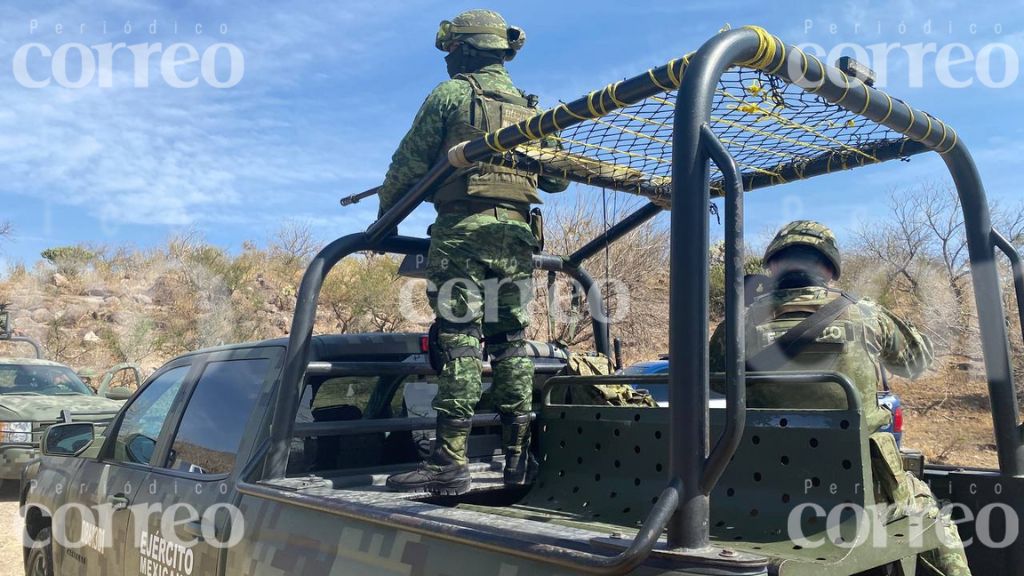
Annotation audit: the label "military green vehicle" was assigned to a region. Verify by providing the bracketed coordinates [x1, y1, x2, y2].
[22, 27, 1024, 576]
[0, 309, 126, 484]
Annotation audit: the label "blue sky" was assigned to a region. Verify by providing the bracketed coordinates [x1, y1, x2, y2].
[0, 0, 1021, 267]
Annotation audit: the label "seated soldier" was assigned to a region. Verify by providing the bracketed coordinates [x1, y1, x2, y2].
[710, 220, 971, 576]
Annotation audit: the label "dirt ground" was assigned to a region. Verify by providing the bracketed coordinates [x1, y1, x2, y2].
[890, 363, 1000, 469]
[0, 482, 23, 576]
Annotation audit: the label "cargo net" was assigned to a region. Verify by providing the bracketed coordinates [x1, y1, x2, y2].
[510, 68, 911, 205]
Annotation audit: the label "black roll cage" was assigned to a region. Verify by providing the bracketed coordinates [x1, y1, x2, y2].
[246, 26, 1023, 573]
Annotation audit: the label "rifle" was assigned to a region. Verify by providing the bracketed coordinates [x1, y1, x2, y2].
[339, 186, 382, 207]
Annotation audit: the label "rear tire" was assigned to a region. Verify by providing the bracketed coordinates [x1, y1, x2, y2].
[25, 527, 54, 576]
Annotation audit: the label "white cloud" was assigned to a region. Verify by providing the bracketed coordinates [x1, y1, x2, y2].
[0, 0, 415, 234]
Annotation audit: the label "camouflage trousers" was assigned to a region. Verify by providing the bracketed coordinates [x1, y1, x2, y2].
[871, 433, 972, 576]
[427, 207, 536, 434]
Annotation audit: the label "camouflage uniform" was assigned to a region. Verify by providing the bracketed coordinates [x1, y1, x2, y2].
[383, 10, 566, 494]
[710, 221, 970, 576]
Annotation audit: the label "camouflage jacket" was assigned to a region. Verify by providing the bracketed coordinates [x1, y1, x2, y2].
[710, 286, 934, 432]
[378, 64, 566, 216]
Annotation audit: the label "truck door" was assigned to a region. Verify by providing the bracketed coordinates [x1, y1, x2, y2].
[126, 346, 281, 576]
[58, 362, 195, 576]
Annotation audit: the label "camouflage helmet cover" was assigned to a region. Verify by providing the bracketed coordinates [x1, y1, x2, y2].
[435, 9, 525, 58]
[764, 220, 842, 279]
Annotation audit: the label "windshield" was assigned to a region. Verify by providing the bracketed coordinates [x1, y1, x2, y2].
[0, 364, 94, 396]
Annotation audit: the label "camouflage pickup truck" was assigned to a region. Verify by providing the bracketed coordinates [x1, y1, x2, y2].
[0, 357, 126, 483]
[20, 24, 1024, 576]
[0, 309, 131, 485]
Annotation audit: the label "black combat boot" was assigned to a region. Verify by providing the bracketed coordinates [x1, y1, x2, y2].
[501, 413, 538, 486]
[386, 417, 472, 495]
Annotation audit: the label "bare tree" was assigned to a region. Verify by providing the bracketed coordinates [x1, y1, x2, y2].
[855, 181, 1024, 358]
[854, 189, 930, 298]
[541, 193, 671, 362]
[270, 221, 319, 269]
[0, 221, 11, 241]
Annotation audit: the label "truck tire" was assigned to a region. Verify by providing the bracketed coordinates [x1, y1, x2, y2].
[25, 528, 54, 576]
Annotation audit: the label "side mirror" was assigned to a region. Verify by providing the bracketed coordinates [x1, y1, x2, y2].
[42, 423, 95, 456]
[105, 387, 133, 401]
[125, 433, 157, 465]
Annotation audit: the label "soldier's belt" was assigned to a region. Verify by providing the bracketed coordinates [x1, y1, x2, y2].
[438, 200, 529, 223]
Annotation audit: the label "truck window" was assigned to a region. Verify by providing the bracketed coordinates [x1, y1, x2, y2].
[113, 365, 190, 465]
[164, 357, 270, 475]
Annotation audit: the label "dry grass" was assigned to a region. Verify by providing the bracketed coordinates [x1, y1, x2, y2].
[892, 362, 999, 469]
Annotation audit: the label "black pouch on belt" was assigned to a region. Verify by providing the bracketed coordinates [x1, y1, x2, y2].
[529, 207, 544, 253]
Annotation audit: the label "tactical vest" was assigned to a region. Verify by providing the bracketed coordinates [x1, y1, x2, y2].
[746, 288, 892, 432]
[432, 73, 541, 208]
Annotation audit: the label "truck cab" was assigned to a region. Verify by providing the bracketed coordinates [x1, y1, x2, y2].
[21, 332, 569, 575]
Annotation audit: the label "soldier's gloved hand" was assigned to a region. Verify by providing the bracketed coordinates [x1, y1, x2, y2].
[373, 205, 398, 235]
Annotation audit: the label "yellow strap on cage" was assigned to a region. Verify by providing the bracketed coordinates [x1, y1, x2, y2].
[560, 102, 590, 122]
[940, 126, 958, 154]
[807, 54, 827, 94]
[880, 92, 894, 124]
[768, 41, 788, 75]
[484, 130, 510, 153]
[547, 108, 563, 131]
[606, 82, 628, 108]
[648, 68, 673, 93]
[586, 90, 609, 118]
[857, 81, 871, 116]
[835, 70, 851, 105]
[739, 26, 778, 70]
[666, 59, 682, 88]
[934, 120, 949, 152]
[904, 106, 916, 134]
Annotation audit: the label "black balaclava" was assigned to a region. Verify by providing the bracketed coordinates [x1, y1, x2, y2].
[445, 45, 505, 78]
[773, 268, 830, 290]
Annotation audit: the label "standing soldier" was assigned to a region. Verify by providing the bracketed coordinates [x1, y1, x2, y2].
[382, 10, 567, 495]
[710, 220, 971, 576]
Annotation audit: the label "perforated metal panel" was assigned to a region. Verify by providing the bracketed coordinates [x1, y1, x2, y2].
[519, 405, 669, 526]
[523, 407, 880, 556]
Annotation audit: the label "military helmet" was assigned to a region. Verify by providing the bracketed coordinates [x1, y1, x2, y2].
[764, 220, 842, 279]
[435, 9, 526, 59]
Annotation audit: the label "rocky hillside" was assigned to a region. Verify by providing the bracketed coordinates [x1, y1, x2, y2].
[0, 231, 422, 375]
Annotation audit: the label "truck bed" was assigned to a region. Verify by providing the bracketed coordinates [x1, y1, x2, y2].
[260, 463, 629, 546]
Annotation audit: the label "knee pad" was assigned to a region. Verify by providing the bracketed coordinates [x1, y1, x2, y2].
[429, 321, 482, 371]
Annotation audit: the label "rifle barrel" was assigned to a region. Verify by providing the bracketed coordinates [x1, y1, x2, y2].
[339, 186, 382, 207]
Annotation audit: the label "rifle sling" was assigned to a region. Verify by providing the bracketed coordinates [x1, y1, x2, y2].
[747, 294, 856, 372]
